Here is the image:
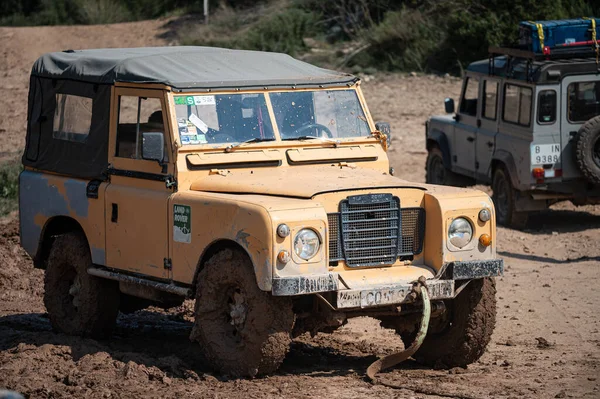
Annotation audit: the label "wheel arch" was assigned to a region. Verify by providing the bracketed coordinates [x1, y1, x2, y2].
[34, 216, 87, 269]
[191, 239, 255, 296]
[491, 150, 520, 188]
[426, 129, 452, 169]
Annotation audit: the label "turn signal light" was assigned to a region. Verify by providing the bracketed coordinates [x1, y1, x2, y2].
[277, 250, 291, 264]
[479, 234, 492, 247]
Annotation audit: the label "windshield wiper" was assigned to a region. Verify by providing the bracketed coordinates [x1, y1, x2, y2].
[282, 135, 341, 147]
[224, 137, 276, 153]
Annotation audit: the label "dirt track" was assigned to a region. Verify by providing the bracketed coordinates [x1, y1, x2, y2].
[1, 20, 600, 399]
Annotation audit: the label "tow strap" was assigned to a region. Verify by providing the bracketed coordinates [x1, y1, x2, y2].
[366, 277, 431, 386]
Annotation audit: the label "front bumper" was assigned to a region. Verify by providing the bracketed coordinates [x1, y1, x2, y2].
[271, 259, 503, 309]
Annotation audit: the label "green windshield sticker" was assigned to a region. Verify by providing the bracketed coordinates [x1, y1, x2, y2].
[174, 96, 187, 105]
[173, 205, 191, 243]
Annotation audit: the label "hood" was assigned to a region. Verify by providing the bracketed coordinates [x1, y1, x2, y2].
[189, 166, 426, 199]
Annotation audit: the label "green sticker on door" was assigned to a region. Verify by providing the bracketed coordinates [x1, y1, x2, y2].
[174, 204, 191, 243]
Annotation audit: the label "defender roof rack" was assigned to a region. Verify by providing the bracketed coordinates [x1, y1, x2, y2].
[488, 45, 599, 82]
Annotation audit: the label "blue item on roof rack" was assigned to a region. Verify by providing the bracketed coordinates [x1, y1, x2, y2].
[519, 18, 599, 54]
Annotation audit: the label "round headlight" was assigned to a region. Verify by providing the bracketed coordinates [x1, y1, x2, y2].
[448, 218, 473, 248]
[293, 229, 320, 260]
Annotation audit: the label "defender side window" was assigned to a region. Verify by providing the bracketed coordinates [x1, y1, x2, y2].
[459, 77, 479, 117]
[537, 90, 556, 124]
[503, 84, 532, 127]
[482, 81, 498, 120]
[53, 94, 93, 143]
[567, 81, 600, 123]
[116, 96, 166, 159]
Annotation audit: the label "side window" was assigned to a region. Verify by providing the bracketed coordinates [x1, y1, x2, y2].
[567, 81, 600, 123]
[482, 80, 498, 120]
[537, 90, 556, 124]
[459, 77, 479, 117]
[503, 84, 532, 127]
[116, 96, 165, 159]
[53, 94, 93, 143]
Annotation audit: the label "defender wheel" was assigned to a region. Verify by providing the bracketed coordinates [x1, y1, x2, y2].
[44, 232, 120, 339]
[190, 248, 294, 377]
[397, 278, 497, 368]
[575, 116, 600, 184]
[492, 167, 528, 229]
[426, 147, 469, 187]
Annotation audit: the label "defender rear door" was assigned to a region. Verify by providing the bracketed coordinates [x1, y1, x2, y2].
[560, 75, 600, 180]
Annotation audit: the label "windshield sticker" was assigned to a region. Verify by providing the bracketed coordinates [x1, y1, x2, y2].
[174, 95, 215, 106]
[189, 113, 209, 134]
[194, 95, 216, 105]
[174, 205, 191, 243]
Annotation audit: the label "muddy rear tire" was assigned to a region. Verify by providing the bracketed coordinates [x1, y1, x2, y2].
[190, 248, 294, 377]
[44, 232, 120, 339]
[403, 278, 497, 368]
[492, 167, 528, 229]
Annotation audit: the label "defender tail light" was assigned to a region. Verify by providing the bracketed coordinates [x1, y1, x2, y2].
[532, 168, 545, 180]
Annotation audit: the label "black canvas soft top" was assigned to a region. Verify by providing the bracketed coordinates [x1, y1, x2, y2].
[32, 46, 359, 90]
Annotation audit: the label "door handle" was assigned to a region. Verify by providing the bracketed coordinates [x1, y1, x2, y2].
[487, 141, 494, 148]
[111, 203, 118, 223]
[467, 137, 475, 142]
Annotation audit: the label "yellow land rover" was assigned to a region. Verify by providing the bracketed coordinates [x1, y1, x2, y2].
[20, 47, 502, 377]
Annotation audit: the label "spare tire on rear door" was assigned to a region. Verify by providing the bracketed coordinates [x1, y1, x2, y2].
[575, 116, 600, 185]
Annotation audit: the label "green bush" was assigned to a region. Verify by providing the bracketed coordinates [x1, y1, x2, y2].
[0, 161, 21, 217]
[186, 7, 319, 56]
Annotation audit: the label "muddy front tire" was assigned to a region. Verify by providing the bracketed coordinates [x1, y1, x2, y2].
[408, 278, 496, 368]
[426, 147, 472, 187]
[44, 232, 120, 339]
[190, 248, 294, 377]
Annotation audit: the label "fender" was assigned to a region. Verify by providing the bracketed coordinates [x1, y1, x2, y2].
[427, 129, 452, 169]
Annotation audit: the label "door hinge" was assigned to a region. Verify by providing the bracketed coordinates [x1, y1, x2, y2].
[165, 175, 177, 190]
[164, 258, 172, 270]
[475, 161, 480, 169]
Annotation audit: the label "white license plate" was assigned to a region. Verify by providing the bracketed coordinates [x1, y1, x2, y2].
[531, 144, 561, 165]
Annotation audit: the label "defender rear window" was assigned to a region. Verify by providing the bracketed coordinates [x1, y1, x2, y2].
[567, 81, 600, 123]
[52, 94, 92, 143]
[537, 90, 556, 124]
[503, 84, 532, 127]
[482, 80, 498, 120]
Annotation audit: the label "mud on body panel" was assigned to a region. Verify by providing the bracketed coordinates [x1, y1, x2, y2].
[19, 170, 106, 266]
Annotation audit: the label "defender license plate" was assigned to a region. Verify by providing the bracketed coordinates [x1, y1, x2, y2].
[531, 144, 560, 165]
[360, 287, 410, 308]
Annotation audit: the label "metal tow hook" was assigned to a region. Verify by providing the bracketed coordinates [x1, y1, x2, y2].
[366, 276, 431, 385]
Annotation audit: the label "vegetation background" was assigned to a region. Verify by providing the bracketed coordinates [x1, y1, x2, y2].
[1, 0, 599, 215]
[2, 0, 599, 74]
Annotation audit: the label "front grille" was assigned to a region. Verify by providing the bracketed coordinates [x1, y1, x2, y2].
[327, 194, 425, 267]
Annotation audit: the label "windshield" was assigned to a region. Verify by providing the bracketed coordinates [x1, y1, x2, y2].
[173, 89, 370, 146]
[173, 93, 275, 145]
[270, 90, 370, 140]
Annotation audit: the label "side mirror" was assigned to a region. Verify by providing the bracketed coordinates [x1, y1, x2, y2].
[444, 98, 455, 114]
[142, 131, 165, 162]
[375, 121, 392, 146]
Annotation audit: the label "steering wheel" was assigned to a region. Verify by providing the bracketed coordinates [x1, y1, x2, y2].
[291, 123, 333, 138]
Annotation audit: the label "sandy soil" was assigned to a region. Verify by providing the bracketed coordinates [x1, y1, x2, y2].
[1, 20, 600, 399]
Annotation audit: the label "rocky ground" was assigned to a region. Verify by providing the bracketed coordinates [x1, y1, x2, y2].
[1, 19, 599, 399]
